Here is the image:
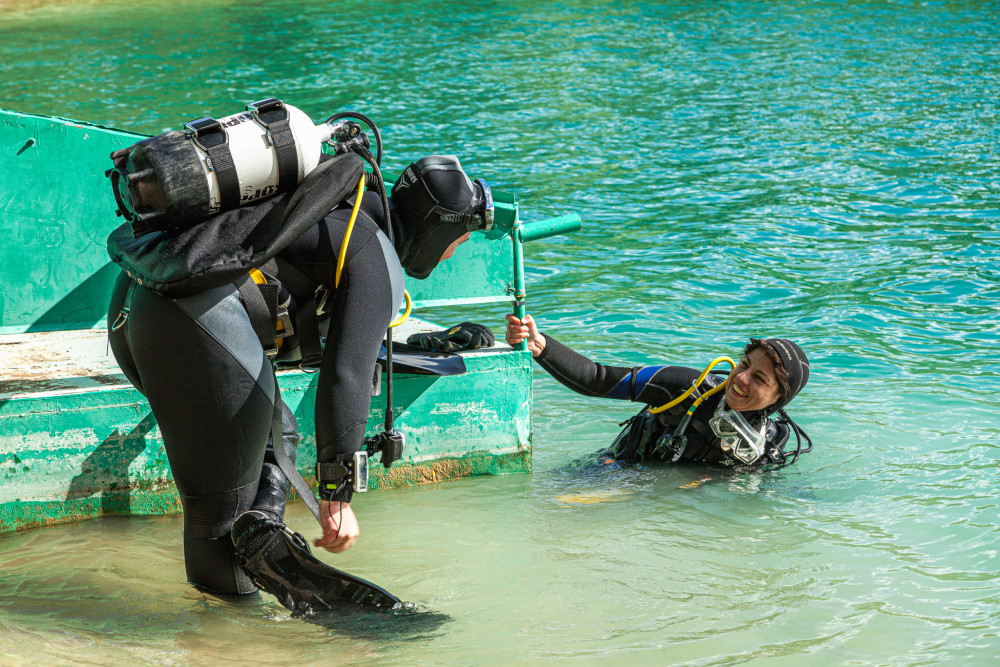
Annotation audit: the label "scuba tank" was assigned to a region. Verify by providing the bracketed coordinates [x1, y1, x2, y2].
[107, 98, 370, 237]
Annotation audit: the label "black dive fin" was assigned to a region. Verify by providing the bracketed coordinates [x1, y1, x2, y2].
[378, 343, 467, 376]
[239, 520, 400, 613]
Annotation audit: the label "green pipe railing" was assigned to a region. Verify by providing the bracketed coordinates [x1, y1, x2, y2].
[519, 214, 582, 244]
[510, 214, 582, 350]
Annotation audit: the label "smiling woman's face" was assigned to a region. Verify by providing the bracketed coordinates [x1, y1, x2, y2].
[724, 348, 781, 412]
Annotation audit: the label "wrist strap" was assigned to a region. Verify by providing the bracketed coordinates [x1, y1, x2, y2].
[316, 458, 354, 502]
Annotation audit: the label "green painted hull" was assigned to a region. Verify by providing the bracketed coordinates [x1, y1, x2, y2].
[0, 106, 561, 533]
[0, 327, 534, 533]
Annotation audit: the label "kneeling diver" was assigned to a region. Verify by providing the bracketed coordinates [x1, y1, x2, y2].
[505, 314, 812, 467]
[108, 153, 494, 612]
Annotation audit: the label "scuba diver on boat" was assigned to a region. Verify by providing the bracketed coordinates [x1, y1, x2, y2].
[105, 99, 495, 613]
[504, 314, 812, 468]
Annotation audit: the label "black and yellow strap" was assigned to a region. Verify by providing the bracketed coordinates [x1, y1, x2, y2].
[235, 268, 325, 523]
[235, 270, 280, 357]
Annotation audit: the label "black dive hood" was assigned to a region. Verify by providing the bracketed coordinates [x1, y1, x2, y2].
[763, 337, 810, 413]
[390, 155, 493, 280]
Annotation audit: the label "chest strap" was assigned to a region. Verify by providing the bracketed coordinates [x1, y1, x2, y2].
[270, 257, 326, 368]
[235, 271, 280, 357]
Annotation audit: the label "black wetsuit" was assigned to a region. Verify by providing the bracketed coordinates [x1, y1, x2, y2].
[535, 334, 787, 465]
[108, 190, 403, 595]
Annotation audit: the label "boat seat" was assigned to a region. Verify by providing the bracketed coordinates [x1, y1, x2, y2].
[0, 318, 512, 403]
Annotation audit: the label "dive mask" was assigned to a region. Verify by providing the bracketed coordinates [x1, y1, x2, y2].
[437, 177, 493, 232]
[710, 397, 767, 465]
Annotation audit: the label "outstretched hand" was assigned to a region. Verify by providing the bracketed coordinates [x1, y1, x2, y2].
[314, 500, 359, 553]
[504, 313, 546, 358]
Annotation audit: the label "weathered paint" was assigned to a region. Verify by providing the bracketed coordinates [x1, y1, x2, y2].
[0, 110, 139, 334]
[0, 107, 558, 534]
[0, 323, 533, 533]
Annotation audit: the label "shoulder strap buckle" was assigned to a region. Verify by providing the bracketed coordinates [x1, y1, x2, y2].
[184, 116, 226, 152]
[276, 307, 294, 339]
[314, 284, 330, 317]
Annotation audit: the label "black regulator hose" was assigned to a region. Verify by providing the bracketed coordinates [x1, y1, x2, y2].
[344, 136, 400, 458]
[325, 111, 383, 167]
[355, 148, 393, 246]
[776, 409, 813, 466]
[324, 113, 389, 244]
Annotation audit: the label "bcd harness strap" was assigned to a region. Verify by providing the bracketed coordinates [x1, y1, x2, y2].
[235, 268, 326, 524]
[235, 271, 280, 357]
[246, 98, 299, 192]
[268, 257, 327, 368]
[110, 280, 139, 332]
[680, 418, 719, 462]
[184, 116, 241, 211]
[269, 376, 321, 523]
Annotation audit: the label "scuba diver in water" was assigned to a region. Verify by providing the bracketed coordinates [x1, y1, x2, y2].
[107, 149, 494, 612]
[505, 313, 812, 467]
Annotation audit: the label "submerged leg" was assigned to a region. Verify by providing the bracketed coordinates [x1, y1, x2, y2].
[115, 282, 277, 595]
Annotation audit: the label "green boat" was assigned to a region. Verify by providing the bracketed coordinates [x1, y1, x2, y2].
[0, 107, 579, 534]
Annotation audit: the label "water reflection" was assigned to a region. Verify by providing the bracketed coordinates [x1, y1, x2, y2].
[2, 0, 1000, 663]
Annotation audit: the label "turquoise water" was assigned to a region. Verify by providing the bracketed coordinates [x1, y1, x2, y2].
[2, 0, 999, 664]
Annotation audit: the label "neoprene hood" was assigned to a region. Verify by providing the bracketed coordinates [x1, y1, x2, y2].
[390, 155, 493, 279]
[764, 338, 810, 412]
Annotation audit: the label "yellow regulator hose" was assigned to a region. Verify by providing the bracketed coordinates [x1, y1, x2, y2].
[649, 356, 736, 415]
[335, 174, 367, 288]
[389, 290, 412, 328]
[335, 173, 412, 329]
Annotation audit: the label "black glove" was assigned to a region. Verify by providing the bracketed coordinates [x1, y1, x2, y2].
[406, 322, 496, 352]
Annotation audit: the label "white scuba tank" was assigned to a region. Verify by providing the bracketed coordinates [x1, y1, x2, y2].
[193, 103, 336, 213]
[107, 97, 347, 237]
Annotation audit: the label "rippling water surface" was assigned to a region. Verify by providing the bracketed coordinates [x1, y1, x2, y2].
[1, 1, 998, 664]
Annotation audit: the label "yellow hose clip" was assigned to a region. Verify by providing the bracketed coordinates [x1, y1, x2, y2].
[335, 174, 367, 288]
[389, 290, 412, 328]
[649, 356, 736, 415]
[248, 268, 267, 285]
[247, 268, 287, 350]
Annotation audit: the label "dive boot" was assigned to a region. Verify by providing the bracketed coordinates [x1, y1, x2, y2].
[232, 511, 400, 613]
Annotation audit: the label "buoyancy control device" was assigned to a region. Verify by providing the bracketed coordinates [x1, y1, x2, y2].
[609, 401, 812, 468]
[107, 98, 410, 528]
[107, 98, 375, 237]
